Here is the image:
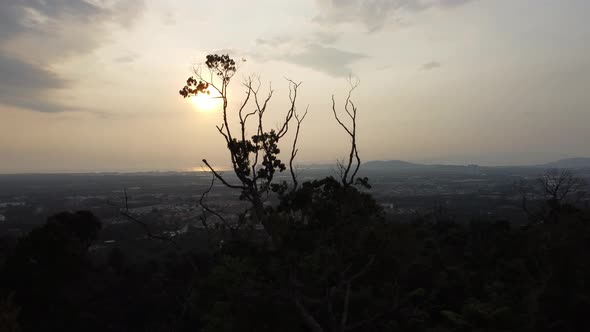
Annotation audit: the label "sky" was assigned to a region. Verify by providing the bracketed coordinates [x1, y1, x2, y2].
[1, 0, 589, 173]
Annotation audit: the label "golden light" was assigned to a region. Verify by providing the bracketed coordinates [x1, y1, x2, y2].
[189, 90, 220, 112]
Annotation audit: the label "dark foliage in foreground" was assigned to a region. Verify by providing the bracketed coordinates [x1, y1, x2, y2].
[1, 182, 589, 332]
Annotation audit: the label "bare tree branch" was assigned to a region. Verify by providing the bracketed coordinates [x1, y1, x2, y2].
[117, 189, 176, 243]
[199, 175, 236, 234]
[332, 78, 361, 186]
[202, 159, 246, 190]
[290, 106, 308, 190]
[294, 299, 326, 332]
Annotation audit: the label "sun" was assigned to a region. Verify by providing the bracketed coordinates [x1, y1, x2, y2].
[189, 90, 219, 112]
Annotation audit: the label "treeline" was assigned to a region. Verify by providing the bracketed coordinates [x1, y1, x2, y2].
[1, 176, 589, 332]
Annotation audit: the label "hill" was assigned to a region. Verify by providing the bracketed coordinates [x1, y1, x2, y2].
[362, 160, 424, 170]
[539, 157, 590, 169]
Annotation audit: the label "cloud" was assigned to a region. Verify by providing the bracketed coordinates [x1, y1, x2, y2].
[1, 0, 145, 60]
[315, 31, 341, 45]
[0, 0, 145, 113]
[0, 53, 104, 114]
[161, 11, 176, 26]
[114, 55, 139, 64]
[253, 32, 366, 77]
[284, 44, 368, 77]
[0, 55, 67, 91]
[440, 0, 474, 8]
[421, 61, 441, 70]
[255, 29, 341, 50]
[0, 53, 70, 112]
[314, 0, 476, 32]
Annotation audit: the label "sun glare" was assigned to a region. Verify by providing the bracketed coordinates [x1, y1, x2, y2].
[189, 90, 219, 112]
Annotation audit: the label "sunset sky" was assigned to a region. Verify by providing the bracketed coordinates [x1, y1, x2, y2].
[1, 0, 589, 173]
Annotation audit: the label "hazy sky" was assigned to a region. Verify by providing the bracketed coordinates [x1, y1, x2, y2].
[1, 0, 589, 173]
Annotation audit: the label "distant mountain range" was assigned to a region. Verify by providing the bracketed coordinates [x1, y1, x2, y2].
[536, 158, 590, 169]
[361, 160, 422, 170]
[361, 160, 477, 173]
[361, 157, 590, 171]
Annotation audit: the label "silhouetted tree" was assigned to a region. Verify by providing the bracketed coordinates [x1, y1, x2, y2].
[0, 293, 20, 332]
[539, 169, 586, 211]
[331, 77, 362, 187]
[180, 54, 308, 242]
[179, 55, 388, 332]
[517, 168, 586, 224]
[3, 211, 101, 331]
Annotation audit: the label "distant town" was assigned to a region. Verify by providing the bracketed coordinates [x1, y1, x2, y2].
[2, 158, 589, 247]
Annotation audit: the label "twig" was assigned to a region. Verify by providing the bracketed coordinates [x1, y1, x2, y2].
[199, 175, 236, 234]
[118, 189, 176, 243]
[290, 106, 308, 190]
